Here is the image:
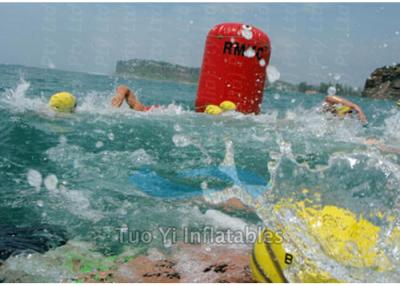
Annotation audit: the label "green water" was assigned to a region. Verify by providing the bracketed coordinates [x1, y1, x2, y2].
[0, 64, 399, 282]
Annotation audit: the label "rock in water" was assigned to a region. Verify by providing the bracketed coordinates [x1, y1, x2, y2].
[0, 225, 68, 261]
[362, 64, 400, 99]
[81, 243, 254, 283]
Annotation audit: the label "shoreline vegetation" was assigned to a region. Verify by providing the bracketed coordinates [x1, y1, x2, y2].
[115, 58, 364, 97]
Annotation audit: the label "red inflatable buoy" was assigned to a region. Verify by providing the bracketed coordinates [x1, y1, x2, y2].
[195, 23, 271, 114]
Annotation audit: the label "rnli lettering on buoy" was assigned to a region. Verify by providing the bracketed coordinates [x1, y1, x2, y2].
[195, 23, 271, 114]
[223, 42, 266, 60]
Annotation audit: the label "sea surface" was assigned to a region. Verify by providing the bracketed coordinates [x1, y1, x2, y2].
[0, 64, 399, 282]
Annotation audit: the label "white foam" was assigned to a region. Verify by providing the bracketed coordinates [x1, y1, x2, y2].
[59, 188, 104, 222]
[203, 209, 248, 231]
[172, 134, 192, 147]
[130, 149, 155, 165]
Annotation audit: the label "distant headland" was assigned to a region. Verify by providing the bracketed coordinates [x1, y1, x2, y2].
[115, 59, 400, 98]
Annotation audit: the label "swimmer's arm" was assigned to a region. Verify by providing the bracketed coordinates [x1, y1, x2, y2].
[112, 85, 147, 111]
[126, 90, 147, 111]
[354, 107, 368, 125]
[325, 95, 356, 107]
[366, 139, 400, 154]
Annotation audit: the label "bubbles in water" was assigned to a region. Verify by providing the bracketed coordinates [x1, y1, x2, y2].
[27, 169, 42, 191]
[244, 47, 256, 58]
[201, 181, 208, 190]
[96, 141, 104, 148]
[174, 124, 182, 132]
[334, 74, 341, 81]
[172, 134, 191, 147]
[44, 174, 58, 192]
[37, 200, 44, 207]
[59, 135, 67, 145]
[273, 93, 280, 100]
[130, 149, 155, 165]
[383, 43, 388, 48]
[327, 86, 337, 96]
[267, 65, 280, 84]
[108, 132, 115, 141]
[395, 31, 399, 35]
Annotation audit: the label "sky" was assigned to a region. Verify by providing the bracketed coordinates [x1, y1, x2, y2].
[0, 3, 400, 87]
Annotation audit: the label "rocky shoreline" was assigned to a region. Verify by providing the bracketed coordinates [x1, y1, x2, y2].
[362, 64, 400, 100]
[77, 243, 254, 283]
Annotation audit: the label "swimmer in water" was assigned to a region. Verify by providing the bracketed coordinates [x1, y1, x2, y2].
[322, 95, 368, 125]
[111, 85, 155, 111]
[48, 86, 155, 113]
[365, 138, 400, 154]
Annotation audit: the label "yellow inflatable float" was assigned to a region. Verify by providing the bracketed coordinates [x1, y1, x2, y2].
[204, 101, 237, 115]
[250, 198, 400, 282]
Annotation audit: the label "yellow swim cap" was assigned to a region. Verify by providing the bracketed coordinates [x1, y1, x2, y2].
[204, 104, 222, 115]
[335, 105, 352, 117]
[49, 92, 77, 113]
[219, 100, 237, 111]
[397, 100, 400, 107]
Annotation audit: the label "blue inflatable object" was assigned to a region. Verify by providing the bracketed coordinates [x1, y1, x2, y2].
[128, 167, 203, 199]
[129, 165, 270, 200]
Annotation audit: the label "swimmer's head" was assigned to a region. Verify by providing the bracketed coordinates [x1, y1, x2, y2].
[49, 92, 77, 113]
[219, 100, 237, 111]
[204, 104, 222, 115]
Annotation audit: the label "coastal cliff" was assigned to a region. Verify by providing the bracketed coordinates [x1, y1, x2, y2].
[114, 59, 360, 95]
[362, 64, 400, 100]
[115, 59, 199, 83]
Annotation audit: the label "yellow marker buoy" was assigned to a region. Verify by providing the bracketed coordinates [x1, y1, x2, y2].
[219, 100, 237, 111]
[204, 104, 222, 115]
[49, 92, 77, 113]
[250, 229, 292, 283]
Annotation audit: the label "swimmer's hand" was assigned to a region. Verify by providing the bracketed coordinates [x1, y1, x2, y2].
[354, 106, 368, 125]
[111, 93, 126, 108]
[111, 85, 130, 108]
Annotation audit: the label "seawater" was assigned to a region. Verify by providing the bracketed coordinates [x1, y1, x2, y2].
[0, 64, 399, 282]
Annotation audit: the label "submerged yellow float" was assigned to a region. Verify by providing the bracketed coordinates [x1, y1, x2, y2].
[250, 199, 399, 282]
